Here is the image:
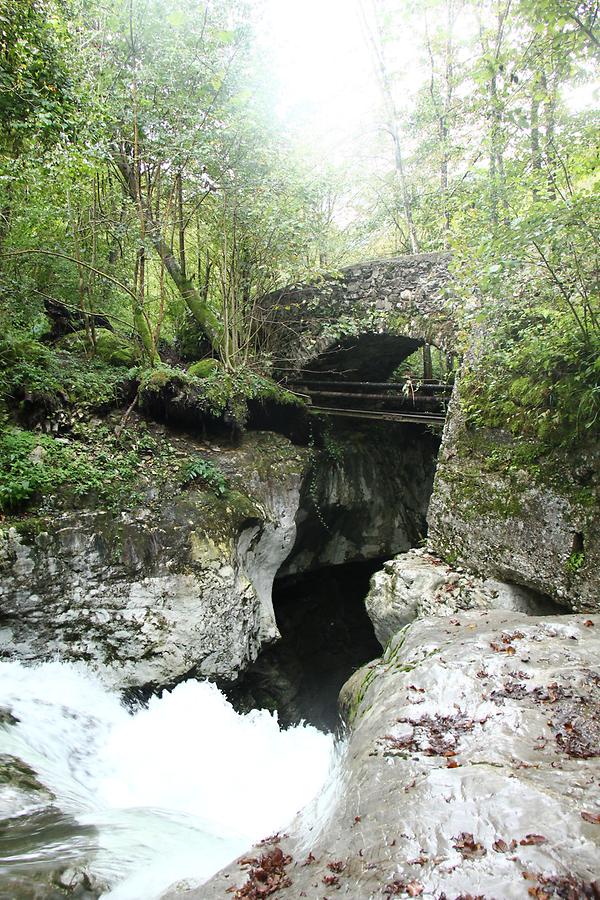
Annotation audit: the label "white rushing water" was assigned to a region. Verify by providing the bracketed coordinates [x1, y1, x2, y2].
[0, 659, 336, 898]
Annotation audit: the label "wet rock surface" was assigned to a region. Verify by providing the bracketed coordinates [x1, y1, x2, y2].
[0, 756, 101, 899]
[366, 547, 557, 647]
[166, 611, 600, 900]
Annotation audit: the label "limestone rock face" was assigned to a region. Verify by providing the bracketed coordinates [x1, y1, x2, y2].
[428, 381, 600, 613]
[365, 547, 556, 647]
[0, 432, 307, 689]
[281, 427, 439, 576]
[170, 611, 600, 900]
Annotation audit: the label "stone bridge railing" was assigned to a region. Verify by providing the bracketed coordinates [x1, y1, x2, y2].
[263, 252, 457, 381]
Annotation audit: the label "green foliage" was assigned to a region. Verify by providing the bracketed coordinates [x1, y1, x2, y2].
[461, 306, 600, 449]
[0, 0, 596, 471]
[198, 368, 303, 418]
[179, 456, 228, 496]
[187, 358, 221, 379]
[136, 365, 183, 395]
[566, 551, 585, 574]
[0, 0, 74, 151]
[136, 363, 303, 430]
[0, 424, 154, 512]
[57, 328, 139, 368]
[320, 426, 345, 464]
[0, 330, 130, 410]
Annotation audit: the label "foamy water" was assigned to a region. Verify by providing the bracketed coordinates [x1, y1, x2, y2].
[0, 660, 336, 898]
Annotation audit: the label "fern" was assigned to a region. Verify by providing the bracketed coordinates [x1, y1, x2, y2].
[180, 456, 228, 496]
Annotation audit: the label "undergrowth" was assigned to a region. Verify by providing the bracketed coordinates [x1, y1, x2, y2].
[180, 456, 228, 495]
[461, 306, 600, 452]
[0, 422, 172, 514]
[138, 364, 303, 427]
[0, 330, 131, 411]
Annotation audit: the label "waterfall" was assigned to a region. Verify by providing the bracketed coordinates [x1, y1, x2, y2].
[0, 660, 335, 898]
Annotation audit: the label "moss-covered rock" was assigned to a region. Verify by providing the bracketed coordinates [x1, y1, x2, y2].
[57, 328, 139, 367]
[427, 379, 600, 612]
[187, 358, 221, 379]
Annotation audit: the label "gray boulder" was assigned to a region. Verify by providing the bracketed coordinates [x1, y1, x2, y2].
[167, 611, 600, 899]
[366, 547, 556, 647]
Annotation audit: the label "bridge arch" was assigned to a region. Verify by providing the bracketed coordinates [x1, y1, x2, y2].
[264, 252, 456, 383]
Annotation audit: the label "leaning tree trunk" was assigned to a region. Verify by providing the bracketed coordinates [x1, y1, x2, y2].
[114, 148, 223, 352]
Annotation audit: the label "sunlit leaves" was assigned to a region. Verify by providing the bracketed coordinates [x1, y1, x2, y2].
[0, 0, 74, 151]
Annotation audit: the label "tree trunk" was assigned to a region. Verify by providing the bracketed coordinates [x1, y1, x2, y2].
[366, 0, 419, 253]
[0, 181, 13, 253]
[441, 0, 455, 239]
[114, 147, 222, 351]
[530, 82, 541, 200]
[542, 72, 557, 199]
[176, 170, 187, 279]
[391, 125, 419, 253]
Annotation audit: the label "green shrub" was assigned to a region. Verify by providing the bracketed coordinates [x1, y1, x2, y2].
[0, 424, 161, 513]
[0, 329, 130, 411]
[566, 551, 585, 574]
[461, 308, 600, 451]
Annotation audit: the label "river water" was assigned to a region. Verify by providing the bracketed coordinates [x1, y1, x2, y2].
[0, 660, 335, 898]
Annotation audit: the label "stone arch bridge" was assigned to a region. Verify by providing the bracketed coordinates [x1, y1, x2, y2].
[264, 251, 457, 384]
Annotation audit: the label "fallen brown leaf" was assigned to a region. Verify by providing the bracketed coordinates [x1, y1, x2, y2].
[581, 811, 600, 825]
[453, 832, 486, 858]
[327, 861, 345, 874]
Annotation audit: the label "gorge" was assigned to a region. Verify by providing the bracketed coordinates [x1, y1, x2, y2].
[1, 0, 598, 892]
[1, 341, 598, 897]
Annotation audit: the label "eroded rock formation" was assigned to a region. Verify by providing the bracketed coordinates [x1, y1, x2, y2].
[365, 547, 557, 647]
[0, 418, 439, 691]
[0, 431, 307, 688]
[282, 424, 439, 575]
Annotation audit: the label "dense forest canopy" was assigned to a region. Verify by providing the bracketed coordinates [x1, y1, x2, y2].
[0, 0, 598, 510]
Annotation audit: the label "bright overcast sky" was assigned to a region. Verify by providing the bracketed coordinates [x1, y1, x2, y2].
[259, 0, 598, 167]
[261, 0, 379, 157]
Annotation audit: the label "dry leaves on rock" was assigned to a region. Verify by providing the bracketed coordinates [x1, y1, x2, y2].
[327, 861, 345, 873]
[383, 879, 423, 896]
[581, 811, 600, 825]
[453, 832, 487, 858]
[229, 846, 292, 898]
[525, 871, 600, 898]
[380, 711, 483, 758]
[492, 838, 517, 853]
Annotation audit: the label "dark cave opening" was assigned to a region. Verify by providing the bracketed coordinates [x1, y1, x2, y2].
[227, 559, 384, 733]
